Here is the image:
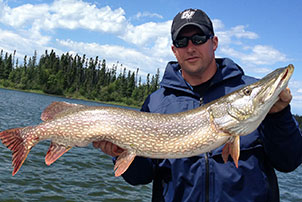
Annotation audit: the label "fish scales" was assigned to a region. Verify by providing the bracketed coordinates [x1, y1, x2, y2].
[32, 106, 225, 158]
[0, 65, 294, 176]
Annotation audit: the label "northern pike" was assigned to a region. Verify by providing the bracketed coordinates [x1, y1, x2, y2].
[0, 64, 294, 177]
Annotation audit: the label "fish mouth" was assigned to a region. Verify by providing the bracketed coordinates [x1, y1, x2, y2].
[258, 65, 294, 103]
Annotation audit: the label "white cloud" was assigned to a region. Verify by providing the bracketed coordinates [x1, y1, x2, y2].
[251, 67, 272, 74]
[292, 96, 302, 107]
[212, 19, 225, 31]
[151, 36, 174, 59]
[0, 0, 170, 49]
[230, 25, 258, 39]
[214, 21, 287, 67]
[218, 44, 288, 74]
[214, 22, 258, 45]
[0, 0, 127, 33]
[56, 39, 166, 75]
[49, 1, 127, 33]
[287, 80, 302, 114]
[290, 94, 302, 114]
[0, 2, 49, 28]
[133, 11, 163, 20]
[0, 28, 51, 58]
[241, 45, 287, 65]
[120, 20, 171, 46]
[289, 81, 302, 93]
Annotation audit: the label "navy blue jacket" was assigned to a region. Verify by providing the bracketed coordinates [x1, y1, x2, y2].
[121, 58, 302, 202]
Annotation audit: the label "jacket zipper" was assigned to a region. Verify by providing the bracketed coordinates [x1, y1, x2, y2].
[205, 153, 210, 202]
[200, 97, 210, 202]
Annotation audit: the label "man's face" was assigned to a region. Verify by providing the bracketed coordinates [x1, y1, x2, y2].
[171, 26, 218, 85]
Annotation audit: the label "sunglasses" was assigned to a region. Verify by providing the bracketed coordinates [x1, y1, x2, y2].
[173, 34, 213, 48]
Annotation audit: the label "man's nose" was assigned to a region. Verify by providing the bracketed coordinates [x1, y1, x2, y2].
[186, 40, 196, 52]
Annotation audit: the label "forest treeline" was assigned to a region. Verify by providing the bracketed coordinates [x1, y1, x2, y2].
[0, 49, 160, 107]
[294, 115, 302, 130]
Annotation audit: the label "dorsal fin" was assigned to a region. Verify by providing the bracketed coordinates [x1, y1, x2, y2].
[41, 101, 84, 121]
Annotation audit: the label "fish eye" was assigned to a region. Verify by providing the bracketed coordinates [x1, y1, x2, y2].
[243, 88, 252, 96]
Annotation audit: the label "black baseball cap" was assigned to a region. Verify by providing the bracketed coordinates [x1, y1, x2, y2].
[171, 8, 214, 41]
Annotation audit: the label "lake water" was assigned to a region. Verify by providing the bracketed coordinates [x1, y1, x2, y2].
[0, 88, 301, 202]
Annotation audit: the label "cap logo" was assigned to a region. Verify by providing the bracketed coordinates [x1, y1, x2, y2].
[181, 10, 195, 20]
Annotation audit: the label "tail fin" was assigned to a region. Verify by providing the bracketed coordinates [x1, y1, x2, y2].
[0, 127, 35, 176]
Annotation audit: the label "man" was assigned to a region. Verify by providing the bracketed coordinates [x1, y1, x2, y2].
[93, 9, 302, 202]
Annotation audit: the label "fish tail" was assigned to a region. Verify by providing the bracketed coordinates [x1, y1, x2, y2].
[0, 127, 37, 176]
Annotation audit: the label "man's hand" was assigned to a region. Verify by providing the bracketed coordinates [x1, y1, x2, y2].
[269, 87, 292, 114]
[93, 140, 124, 157]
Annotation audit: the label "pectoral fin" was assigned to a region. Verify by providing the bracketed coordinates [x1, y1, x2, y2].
[222, 136, 240, 168]
[45, 142, 72, 165]
[114, 150, 136, 177]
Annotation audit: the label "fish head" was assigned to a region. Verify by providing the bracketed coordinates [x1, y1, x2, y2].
[212, 64, 294, 136]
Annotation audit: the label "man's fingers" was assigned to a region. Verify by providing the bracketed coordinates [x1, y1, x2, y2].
[269, 87, 292, 114]
[92, 140, 103, 149]
[93, 140, 124, 157]
[279, 87, 292, 103]
[111, 144, 124, 156]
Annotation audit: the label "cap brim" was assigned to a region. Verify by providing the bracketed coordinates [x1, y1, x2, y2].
[172, 22, 210, 41]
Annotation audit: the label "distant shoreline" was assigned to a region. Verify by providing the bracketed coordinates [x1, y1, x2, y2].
[0, 86, 140, 109]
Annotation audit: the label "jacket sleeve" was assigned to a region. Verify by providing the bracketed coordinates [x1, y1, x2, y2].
[260, 105, 302, 172]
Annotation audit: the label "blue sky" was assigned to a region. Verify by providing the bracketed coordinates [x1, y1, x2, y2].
[1, 0, 302, 114]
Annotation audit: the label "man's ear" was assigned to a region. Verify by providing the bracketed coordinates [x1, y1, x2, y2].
[171, 45, 178, 57]
[212, 36, 218, 51]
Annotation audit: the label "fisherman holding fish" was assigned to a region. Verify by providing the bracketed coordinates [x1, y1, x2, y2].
[94, 8, 302, 202]
[0, 8, 301, 202]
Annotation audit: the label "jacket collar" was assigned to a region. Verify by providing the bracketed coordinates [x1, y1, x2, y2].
[159, 58, 244, 95]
